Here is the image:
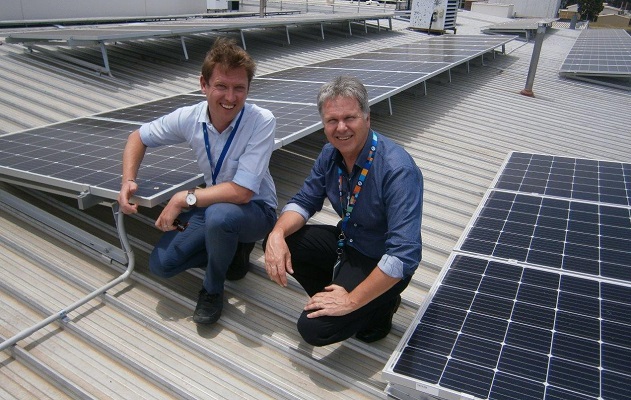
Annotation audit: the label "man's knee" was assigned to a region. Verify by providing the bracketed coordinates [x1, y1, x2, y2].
[297, 313, 340, 347]
[205, 203, 243, 232]
[149, 250, 180, 278]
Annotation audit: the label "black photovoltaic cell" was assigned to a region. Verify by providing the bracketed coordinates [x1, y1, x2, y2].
[310, 58, 452, 73]
[244, 100, 322, 145]
[345, 52, 456, 65]
[385, 152, 631, 400]
[459, 190, 631, 281]
[95, 94, 203, 123]
[261, 66, 428, 87]
[496, 152, 631, 207]
[248, 79, 324, 104]
[250, 78, 396, 105]
[392, 255, 631, 400]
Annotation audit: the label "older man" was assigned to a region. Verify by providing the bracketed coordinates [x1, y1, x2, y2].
[264, 76, 423, 345]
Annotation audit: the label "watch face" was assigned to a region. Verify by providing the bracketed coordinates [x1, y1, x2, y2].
[186, 193, 196, 206]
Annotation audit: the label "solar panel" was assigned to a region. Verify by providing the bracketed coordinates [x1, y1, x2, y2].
[459, 191, 631, 281]
[311, 58, 459, 73]
[389, 254, 631, 400]
[0, 35, 515, 209]
[559, 29, 631, 89]
[260, 67, 428, 88]
[248, 79, 324, 104]
[481, 18, 556, 38]
[384, 151, 631, 400]
[0, 118, 201, 207]
[243, 100, 322, 147]
[495, 152, 631, 207]
[95, 94, 203, 123]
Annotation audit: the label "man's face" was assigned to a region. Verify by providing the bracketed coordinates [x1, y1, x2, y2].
[200, 66, 249, 131]
[321, 96, 370, 161]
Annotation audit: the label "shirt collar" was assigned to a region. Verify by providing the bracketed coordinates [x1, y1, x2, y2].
[198, 102, 246, 134]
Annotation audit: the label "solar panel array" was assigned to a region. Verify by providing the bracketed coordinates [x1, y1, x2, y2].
[384, 151, 631, 400]
[481, 18, 556, 39]
[0, 35, 514, 208]
[5, 12, 398, 75]
[559, 29, 631, 83]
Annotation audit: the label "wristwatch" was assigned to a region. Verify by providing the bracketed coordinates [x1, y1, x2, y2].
[185, 188, 197, 208]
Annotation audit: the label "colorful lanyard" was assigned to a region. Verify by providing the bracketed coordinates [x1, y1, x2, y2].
[336, 131, 378, 259]
[202, 107, 244, 186]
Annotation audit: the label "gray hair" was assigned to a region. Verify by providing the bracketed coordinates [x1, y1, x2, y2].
[317, 76, 370, 117]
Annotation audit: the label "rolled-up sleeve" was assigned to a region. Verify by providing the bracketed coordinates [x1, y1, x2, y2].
[281, 203, 311, 222]
[379, 163, 423, 279]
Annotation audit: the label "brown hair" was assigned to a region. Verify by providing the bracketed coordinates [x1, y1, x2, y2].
[201, 37, 256, 85]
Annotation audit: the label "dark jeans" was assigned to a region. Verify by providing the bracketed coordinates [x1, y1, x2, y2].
[149, 201, 276, 294]
[281, 224, 411, 346]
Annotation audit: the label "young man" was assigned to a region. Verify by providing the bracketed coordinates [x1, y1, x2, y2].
[264, 76, 423, 346]
[117, 37, 277, 325]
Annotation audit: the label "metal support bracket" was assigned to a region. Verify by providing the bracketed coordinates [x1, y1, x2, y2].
[0, 201, 135, 352]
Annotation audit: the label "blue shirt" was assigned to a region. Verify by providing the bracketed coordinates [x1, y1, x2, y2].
[283, 130, 423, 279]
[139, 101, 277, 210]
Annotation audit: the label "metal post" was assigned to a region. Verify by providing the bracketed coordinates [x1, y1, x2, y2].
[520, 22, 546, 97]
[569, 14, 577, 29]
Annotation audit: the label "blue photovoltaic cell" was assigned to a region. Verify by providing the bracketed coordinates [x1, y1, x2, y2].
[495, 152, 631, 207]
[386, 152, 631, 400]
[391, 255, 631, 400]
[459, 190, 631, 282]
[559, 29, 631, 76]
[0, 118, 199, 200]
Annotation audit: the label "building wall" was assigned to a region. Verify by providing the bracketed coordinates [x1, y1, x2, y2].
[594, 14, 631, 26]
[471, 2, 514, 17]
[488, 0, 562, 18]
[0, 0, 206, 21]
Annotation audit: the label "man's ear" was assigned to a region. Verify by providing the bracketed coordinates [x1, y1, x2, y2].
[200, 75, 207, 94]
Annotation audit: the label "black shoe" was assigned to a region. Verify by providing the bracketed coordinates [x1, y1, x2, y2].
[193, 288, 223, 324]
[226, 242, 255, 281]
[355, 295, 401, 343]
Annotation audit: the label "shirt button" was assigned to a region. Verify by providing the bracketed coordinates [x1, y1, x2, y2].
[353, 223, 357, 227]
[349, 239, 354, 243]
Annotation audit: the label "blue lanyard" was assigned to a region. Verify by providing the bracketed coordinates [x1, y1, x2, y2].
[202, 107, 244, 185]
[336, 131, 378, 253]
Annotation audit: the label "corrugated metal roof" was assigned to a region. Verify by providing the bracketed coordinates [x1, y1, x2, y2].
[1, 6, 630, 399]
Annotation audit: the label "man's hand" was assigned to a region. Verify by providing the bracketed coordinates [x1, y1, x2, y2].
[304, 284, 356, 318]
[155, 191, 186, 232]
[264, 231, 294, 287]
[117, 180, 139, 214]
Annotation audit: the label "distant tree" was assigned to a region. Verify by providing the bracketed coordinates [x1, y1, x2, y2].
[576, 0, 604, 21]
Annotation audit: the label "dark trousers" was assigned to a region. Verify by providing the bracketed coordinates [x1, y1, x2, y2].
[283, 224, 411, 346]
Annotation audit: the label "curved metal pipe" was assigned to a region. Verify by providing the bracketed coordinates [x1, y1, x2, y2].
[0, 203, 135, 352]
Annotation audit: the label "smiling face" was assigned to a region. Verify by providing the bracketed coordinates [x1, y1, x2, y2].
[200, 65, 249, 132]
[321, 95, 370, 169]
